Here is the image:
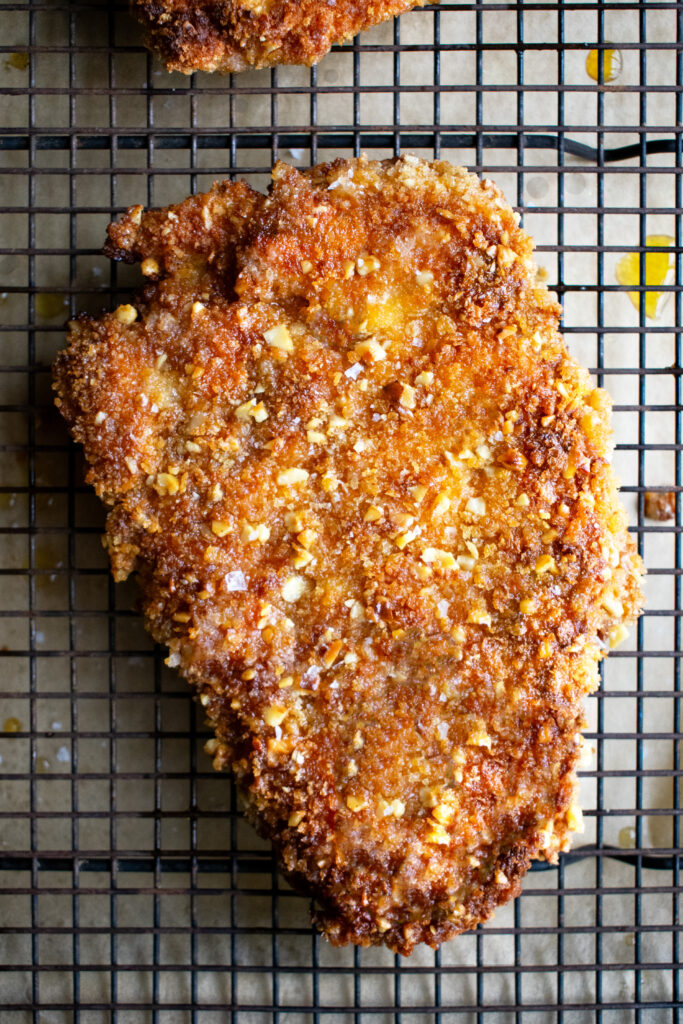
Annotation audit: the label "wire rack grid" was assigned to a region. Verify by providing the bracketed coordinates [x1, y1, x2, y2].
[0, 0, 681, 1019]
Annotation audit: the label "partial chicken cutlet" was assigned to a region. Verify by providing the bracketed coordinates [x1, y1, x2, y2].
[53, 156, 644, 954]
[131, 0, 425, 73]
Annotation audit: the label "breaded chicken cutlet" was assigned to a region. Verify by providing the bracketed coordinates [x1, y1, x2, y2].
[131, 0, 425, 74]
[53, 156, 644, 954]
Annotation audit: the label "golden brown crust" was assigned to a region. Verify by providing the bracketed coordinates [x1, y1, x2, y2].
[131, 0, 426, 73]
[53, 157, 644, 954]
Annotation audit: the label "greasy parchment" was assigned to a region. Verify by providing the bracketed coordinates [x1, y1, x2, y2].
[0, 0, 678, 1012]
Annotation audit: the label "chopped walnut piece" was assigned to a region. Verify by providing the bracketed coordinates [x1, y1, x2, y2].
[534, 554, 556, 575]
[115, 304, 137, 325]
[608, 623, 629, 649]
[393, 512, 414, 530]
[292, 548, 314, 569]
[465, 497, 486, 516]
[431, 491, 450, 516]
[263, 323, 294, 353]
[277, 468, 309, 486]
[235, 397, 268, 422]
[395, 528, 419, 549]
[354, 338, 386, 362]
[496, 245, 517, 269]
[566, 803, 584, 833]
[320, 472, 338, 492]
[285, 510, 305, 533]
[322, 639, 343, 667]
[425, 823, 450, 845]
[240, 521, 270, 543]
[364, 505, 383, 523]
[141, 257, 160, 277]
[297, 528, 317, 549]
[356, 255, 381, 276]
[467, 724, 492, 749]
[415, 371, 434, 390]
[211, 520, 233, 537]
[155, 472, 179, 495]
[399, 383, 417, 409]
[378, 797, 405, 818]
[432, 802, 455, 825]
[264, 705, 288, 727]
[281, 575, 307, 602]
[421, 547, 457, 569]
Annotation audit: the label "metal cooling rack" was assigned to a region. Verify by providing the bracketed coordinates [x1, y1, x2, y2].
[0, 0, 681, 1019]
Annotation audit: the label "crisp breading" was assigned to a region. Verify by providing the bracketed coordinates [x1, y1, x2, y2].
[53, 156, 644, 954]
[131, 0, 425, 74]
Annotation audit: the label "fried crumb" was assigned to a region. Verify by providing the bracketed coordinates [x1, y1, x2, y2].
[644, 489, 676, 521]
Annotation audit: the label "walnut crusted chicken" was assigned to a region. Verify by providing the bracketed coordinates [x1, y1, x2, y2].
[131, 0, 426, 74]
[53, 156, 644, 954]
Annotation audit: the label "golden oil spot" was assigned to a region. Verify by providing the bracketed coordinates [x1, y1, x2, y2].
[34, 542, 65, 591]
[615, 235, 674, 320]
[618, 825, 636, 849]
[5, 52, 29, 71]
[3, 717, 22, 733]
[35, 756, 50, 773]
[0, 492, 18, 512]
[36, 293, 69, 320]
[585, 46, 622, 84]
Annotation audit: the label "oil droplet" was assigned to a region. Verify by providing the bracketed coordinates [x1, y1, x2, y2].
[3, 717, 22, 733]
[35, 756, 50, 773]
[618, 825, 636, 849]
[566, 173, 586, 196]
[526, 176, 549, 201]
[35, 544, 64, 573]
[585, 46, 622, 84]
[36, 292, 69, 321]
[615, 235, 674, 320]
[5, 52, 29, 71]
[624, 932, 635, 948]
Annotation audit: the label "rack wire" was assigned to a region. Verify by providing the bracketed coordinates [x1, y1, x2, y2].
[0, 0, 681, 1018]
